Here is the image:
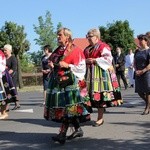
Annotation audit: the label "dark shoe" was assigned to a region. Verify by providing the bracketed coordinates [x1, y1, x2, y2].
[67, 127, 83, 140]
[125, 85, 128, 90]
[52, 133, 66, 144]
[12, 105, 21, 110]
[92, 120, 104, 127]
[130, 84, 134, 88]
[6, 109, 10, 112]
[141, 111, 149, 115]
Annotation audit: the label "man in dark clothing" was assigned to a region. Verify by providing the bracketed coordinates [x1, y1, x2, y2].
[113, 47, 128, 89]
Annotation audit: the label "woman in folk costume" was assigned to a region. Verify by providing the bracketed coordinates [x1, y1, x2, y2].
[84, 28, 123, 127]
[0, 49, 7, 119]
[44, 28, 91, 144]
[0, 49, 18, 119]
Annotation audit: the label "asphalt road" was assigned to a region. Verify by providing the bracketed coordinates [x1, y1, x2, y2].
[0, 87, 150, 150]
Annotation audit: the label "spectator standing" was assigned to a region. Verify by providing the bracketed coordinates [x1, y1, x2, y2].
[41, 45, 52, 105]
[113, 47, 128, 89]
[125, 49, 135, 87]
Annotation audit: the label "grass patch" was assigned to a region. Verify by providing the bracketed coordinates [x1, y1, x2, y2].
[17, 86, 43, 92]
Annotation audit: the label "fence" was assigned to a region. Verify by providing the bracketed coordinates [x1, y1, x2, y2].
[21, 68, 129, 86]
[22, 72, 43, 86]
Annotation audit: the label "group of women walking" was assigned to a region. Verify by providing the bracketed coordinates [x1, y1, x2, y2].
[43, 27, 123, 144]
[1, 27, 149, 145]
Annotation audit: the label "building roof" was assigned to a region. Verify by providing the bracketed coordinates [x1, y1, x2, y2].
[73, 38, 89, 50]
[74, 38, 140, 50]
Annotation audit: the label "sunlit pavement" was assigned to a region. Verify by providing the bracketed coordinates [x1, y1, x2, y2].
[0, 87, 149, 150]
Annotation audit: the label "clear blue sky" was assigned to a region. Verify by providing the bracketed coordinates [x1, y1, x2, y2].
[0, 0, 150, 52]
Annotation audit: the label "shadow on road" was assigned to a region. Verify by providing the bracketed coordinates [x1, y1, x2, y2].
[0, 130, 149, 150]
[4, 118, 61, 128]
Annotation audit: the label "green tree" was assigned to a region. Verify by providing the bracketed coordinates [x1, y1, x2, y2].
[33, 11, 57, 50]
[20, 52, 36, 73]
[99, 20, 136, 55]
[56, 22, 63, 31]
[29, 50, 43, 67]
[0, 21, 30, 88]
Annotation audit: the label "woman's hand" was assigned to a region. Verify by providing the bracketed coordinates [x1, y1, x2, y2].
[59, 61, 69, 68]
[9, 69, 13, 74]
[48, 61, 54, 68]
[42, 70, 47, 74]
[136, 69, 145, 76]
[115, 64, 119, 68]
[86, 58, 96, 64]
[42, 69, 50, 74]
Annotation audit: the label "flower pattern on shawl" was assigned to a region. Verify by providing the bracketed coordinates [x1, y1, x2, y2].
[78, 80, 86, 89]
[58, 70, 65, 76]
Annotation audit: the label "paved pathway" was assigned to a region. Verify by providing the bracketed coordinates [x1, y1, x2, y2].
[0, 87, 150, 150]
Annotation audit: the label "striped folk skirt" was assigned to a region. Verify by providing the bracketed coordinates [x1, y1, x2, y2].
[85, 65, 123, 108]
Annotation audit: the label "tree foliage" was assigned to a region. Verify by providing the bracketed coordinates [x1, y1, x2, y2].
[0, 21, 30, 56]
[32, 11, 63, 65]
[20, 53, 36, 73]
[33, 11, 57, 50]
[99, 20, 136, 54]
[28, 50, 43, 67]
[56, 22, 63, 31]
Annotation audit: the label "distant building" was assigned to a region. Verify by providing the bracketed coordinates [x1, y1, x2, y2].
[73, 38, 140, 50]
[73, 38, 89, 50]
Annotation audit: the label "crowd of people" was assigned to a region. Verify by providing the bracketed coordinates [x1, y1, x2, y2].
[0, 27, 150, 145]
[43, 28, 150, 144]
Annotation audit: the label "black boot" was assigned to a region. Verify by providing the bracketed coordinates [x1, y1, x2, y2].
[67, 127, 83, 140]
[52, 132, 66, 144]
[52, 119, 69, 144]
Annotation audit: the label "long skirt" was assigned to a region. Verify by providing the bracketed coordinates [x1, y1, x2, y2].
[85, 65, 123, 108]
[44, 71, 91, 123]
[0, 78, 7, 105]
[0, 70, 18, 106]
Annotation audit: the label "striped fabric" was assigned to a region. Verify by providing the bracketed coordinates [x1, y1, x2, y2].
[85, 65, 123, 108]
